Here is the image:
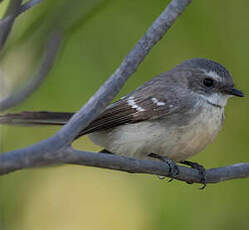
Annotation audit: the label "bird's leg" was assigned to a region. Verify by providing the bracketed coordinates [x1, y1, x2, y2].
[180, 160, 207, 189]
[148, 153, 179, 180]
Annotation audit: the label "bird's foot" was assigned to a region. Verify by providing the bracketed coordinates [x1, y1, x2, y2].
[180, 160, 207, 189]
[148, 153, 179, 179]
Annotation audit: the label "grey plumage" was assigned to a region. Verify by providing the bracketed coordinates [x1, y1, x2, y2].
[0, 58, 243, 162]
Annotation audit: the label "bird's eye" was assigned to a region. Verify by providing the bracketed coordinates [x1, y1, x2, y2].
[203, 78, 214, 87]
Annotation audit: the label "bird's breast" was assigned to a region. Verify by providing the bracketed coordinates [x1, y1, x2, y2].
[89, 104, 224, 162]
[160, 104, 224, 161]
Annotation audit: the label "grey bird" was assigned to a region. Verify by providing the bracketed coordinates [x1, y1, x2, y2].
[0, 58, 244, 187]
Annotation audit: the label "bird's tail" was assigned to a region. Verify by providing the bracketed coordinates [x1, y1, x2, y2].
[0, 111, 74, 126]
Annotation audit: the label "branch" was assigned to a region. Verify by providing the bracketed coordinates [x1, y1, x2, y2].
[0, 0, 44, 52]
[3, 0, 248, 186]
[0, 0, 22, 52]
[0, 147, 248, 185]
[0, 31, 62, 112]
[18, 0, 44, 15]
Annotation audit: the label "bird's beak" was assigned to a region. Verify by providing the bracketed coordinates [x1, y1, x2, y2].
[225, 88, 244, 97]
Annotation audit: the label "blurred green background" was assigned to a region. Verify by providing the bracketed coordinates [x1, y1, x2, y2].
[0, 0, 249, 229]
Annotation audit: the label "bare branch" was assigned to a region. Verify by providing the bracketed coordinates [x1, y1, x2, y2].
[66, 150, 249, 184]
[0, 0, 44, 52]
[0, 0, 22, 52]
[18, 0, 44, 15]
[0, 31, 62, 112]
[0, 147, 248, 185]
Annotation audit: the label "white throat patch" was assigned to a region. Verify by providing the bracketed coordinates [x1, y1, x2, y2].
[200, 93, 230, 108]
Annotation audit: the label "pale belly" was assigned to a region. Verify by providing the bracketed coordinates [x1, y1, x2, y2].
[89, 106, 224, 162]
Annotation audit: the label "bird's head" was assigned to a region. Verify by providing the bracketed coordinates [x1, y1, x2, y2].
[175, 58, 244, 108]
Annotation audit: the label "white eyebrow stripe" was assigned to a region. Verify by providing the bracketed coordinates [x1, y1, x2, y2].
[202, 69, 222, 81]
[151, 97, 165, 106]
[127, 96, 145, 112]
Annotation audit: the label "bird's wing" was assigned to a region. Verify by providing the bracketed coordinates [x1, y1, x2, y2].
[79, 93, 181, 136]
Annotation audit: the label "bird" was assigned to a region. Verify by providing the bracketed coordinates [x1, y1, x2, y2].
[0, 58, 244, 187]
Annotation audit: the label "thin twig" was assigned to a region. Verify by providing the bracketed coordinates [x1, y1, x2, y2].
[18, 0, 44, 15]
[0, 31, 62, 112]
[0, 0, 44, 52]
[0, 0, 22, 52]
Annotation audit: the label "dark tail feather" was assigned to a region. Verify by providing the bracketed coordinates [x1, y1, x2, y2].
[0, 111, 74, 126]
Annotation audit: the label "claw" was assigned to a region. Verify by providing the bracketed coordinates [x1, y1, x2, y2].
[164, 158, 179, 177]
[181, 161, 207, 189]
[198, 167, 207, 189]
[148, 153, 179, 180]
